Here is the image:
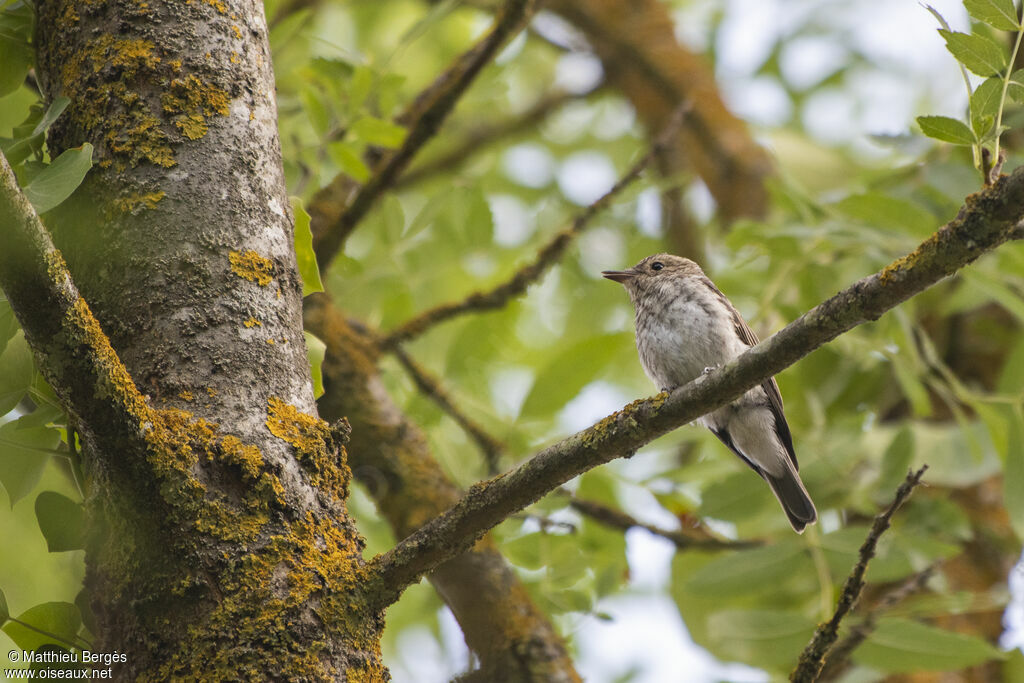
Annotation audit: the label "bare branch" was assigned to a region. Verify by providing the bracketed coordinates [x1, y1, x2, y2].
[791, 466, 929, 683]
[566, 495, 759, 551]
[395, 87, 600, 189]
[312, 0, 539, 270]
[378, 102, 691, 349]
[390, 343, 506, 474]
[818, 564, 937, 682]
[362, 166, 1024, 606]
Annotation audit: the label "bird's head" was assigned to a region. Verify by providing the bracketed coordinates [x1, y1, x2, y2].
[601, 253, 704, 296]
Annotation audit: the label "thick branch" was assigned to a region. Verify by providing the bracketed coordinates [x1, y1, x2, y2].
[379, 103, 690, 349]
[0, 152, 149, 442]
[791, 466, 928, 682]
[364, 168, 1024, 604]
[312, 0, 538, 269]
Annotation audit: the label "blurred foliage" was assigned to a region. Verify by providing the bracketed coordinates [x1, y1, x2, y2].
[2, 0, 1024, 680]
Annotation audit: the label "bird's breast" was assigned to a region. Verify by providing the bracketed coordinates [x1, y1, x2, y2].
[634, 292, 743, 389]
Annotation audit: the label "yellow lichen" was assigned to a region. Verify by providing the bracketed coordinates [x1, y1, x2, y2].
[112, 191, 165, 214]
[265, 397, 349, 502]
[243, 317, 261, 328]
[218, 435, 264, 480]
[57, 34, 175, 169]
[66, 298, 151, 423]
[162, 74, 231, 142]
[229, 249, 274, 286]
[179, 390, 194, 401]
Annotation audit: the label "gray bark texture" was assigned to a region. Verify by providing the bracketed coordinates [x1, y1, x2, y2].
[22, 0, 388, 677]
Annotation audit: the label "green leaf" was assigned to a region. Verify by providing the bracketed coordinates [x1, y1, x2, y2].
[834, 193, 936, 236]
[304, 331, 326, 399]
[0, 419, 60, 506]
[22, 143, 94, 214]
[0, 97, 69, 169]
[998, 335, 1024, 394]
[378, 195, 406, 246]
[876, 427, 914, 504]
[290, 196, 322, 296]
[299, 87, 329, 136]
[1005, 411, 1024, 541]
[964, 0, 1021, 31]
[35, 491, 85, 552]
[698, 469, 773, 522]
[0, 298, 20, 357]
[2, 602, 81, 651]
[916, 115, 977, 145]
[351, 116, 407, 148]
[853, 617, 1006, 672]
[348, 66, 373, 113]
[518, 334, 627, 419]
[684, 539, 809, 597]
[892, 357, 931, 417]
[30, 96, 70, 138]
[0, 587, 8, 622]
[706, 609, 816, 670]
[0, 34, 31, 98]
[327, 141, 370, 183]
[963, 268, 1024, 323]
[939, 30, 1008, 77]
[970, 76, 1004, 135]
[1008, 69, 1024, 102]
[0, 330, 33, 415]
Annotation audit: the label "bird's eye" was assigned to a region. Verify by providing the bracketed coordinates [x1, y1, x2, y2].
[651, 262, 664, 271]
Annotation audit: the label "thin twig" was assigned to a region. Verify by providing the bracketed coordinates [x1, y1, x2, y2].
[379, 101, 692, 349]
[362, 166, 1024, 608]
[395, 87, 600, 189]
[566, 494, 759, 551]
[391, 343, 506, 474]
[817, 564, 937, 682]
[790, 466, 929, 683]
[312, 0, 539, 270]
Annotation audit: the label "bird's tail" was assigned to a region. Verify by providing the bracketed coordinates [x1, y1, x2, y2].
[763, 465, 817, 533]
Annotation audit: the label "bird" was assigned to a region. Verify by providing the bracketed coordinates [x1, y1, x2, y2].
[602, 253, 817, 532]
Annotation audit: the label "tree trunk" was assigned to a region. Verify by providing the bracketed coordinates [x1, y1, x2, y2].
[30, 0, 387, 677]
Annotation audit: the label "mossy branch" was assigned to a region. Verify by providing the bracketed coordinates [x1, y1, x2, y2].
[0, 151, 151, 439]
[791, 466, 929, 682]
[311, 0, 539, 270]
[363, 169, 1024, 606]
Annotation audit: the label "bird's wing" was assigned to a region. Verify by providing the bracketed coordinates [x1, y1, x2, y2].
[701, 277, 799, 470]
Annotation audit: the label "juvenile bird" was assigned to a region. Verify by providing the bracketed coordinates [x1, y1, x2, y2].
[602, 253, 817, 532]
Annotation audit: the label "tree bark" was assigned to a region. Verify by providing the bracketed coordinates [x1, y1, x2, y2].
[26, 0, 388, 677]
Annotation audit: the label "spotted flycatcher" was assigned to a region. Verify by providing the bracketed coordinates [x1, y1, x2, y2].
[603, 253, 817, 532]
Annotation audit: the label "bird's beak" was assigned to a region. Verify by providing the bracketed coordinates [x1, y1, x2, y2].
[601, 269, 638, 284]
